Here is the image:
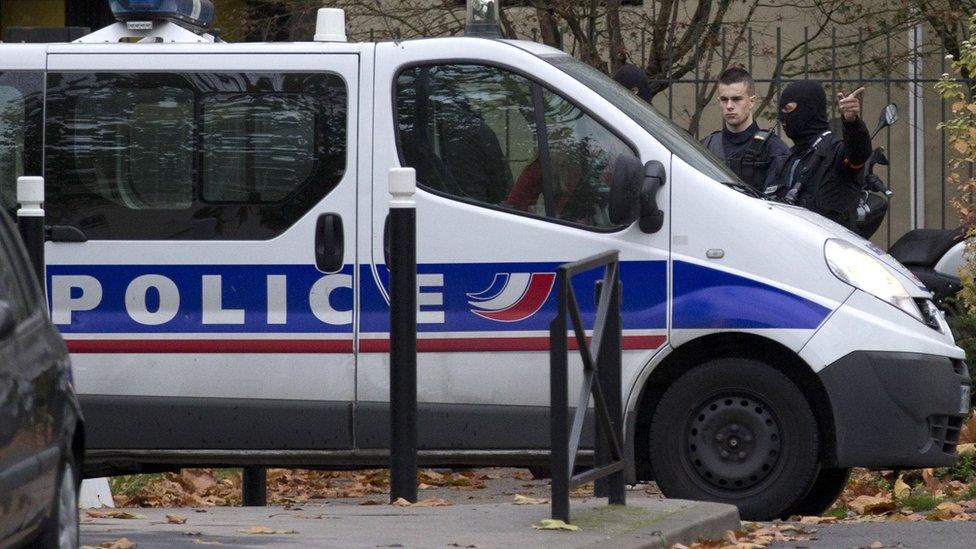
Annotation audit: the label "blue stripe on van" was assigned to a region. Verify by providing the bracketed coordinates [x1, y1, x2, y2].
[672, 261, 831, 329]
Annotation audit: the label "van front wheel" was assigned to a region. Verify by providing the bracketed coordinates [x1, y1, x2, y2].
[648, 358, 820, 521]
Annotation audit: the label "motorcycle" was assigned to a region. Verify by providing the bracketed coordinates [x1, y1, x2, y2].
[889, 226, 966, 310]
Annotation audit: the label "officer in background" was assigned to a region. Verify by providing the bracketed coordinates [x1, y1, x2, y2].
[612, 63, 654, 103]
[702, 67, 789, 192]
[771, 81, 872, 230]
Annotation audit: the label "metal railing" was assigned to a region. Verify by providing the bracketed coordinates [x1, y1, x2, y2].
[549, 250, 626, 523]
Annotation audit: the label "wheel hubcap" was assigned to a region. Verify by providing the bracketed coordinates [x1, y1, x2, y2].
[687, 395, 781, 491]
[58, 463, 78, 549]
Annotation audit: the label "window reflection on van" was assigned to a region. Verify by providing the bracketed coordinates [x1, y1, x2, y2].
[396, 63, 635, 229]
[45, 72, 347, 240]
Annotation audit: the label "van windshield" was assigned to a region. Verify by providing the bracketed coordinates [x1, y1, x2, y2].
[542, 54, 740, 185]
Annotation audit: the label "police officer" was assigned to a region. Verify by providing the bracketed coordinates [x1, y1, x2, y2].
[771, 81, 872, 230]
[702, 67, 789, 191]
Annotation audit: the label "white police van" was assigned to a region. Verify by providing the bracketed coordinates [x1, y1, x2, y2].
[0, 0, 969, 520]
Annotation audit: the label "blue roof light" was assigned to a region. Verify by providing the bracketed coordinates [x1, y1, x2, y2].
[109, 0, 215, 31]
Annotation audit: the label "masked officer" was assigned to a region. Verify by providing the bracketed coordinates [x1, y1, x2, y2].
[702, 67, 789, 191]
[771, 81, 872, 229]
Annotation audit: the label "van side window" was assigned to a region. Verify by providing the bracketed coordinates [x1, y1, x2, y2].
[202, 93, 316, 203]
[0, 73, 43, 212]
[45, 73, 346, 240]
[396, 64, 635, 229]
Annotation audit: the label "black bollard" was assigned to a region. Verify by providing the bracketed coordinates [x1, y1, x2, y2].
[388, 167, 418, 503]
[242, 467, 267, 506]
[16, 176, 45, 288]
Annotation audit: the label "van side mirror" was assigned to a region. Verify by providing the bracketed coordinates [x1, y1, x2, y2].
[639, 160, 666, 234]
[0, 301, 15, 340]
[608, 154, 643, 225]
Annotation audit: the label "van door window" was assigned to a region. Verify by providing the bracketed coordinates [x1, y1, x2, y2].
[45, 73, 346, 240]
[395, 64, 635, 229]
[202, 93, 316, 203]
[0, 73, 43, 212]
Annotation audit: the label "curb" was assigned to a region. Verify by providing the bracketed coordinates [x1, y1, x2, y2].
[583, 500, 741, 549]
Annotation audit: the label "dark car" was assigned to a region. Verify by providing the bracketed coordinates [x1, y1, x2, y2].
[0, 209, 83, 548]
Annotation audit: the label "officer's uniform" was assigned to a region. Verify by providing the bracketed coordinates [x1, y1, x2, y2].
[701, 121, 790, 192]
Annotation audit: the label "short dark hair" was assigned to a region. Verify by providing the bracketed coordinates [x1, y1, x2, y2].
[718, 67, 755, 96]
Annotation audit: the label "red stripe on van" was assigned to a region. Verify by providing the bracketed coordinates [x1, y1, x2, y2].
[358, 335, 666, 353]
[66, 335, 666, 354]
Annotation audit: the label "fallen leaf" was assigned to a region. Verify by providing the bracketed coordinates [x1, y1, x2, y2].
[893, 476, 910, 499]
[165, 514, 187, 525]
[957, 443, 976, 457]
[238, 526, 298, 535]
[512, 494, 549, 505]
[413, 498, 452, 507]
[98, 539, 135, 549]
[359, 499, 385, 505]
[848, 495, 896, 515]
[869, 542, 884, 549]
[532, 519, 580, 531]
[87, 510, 146, 520]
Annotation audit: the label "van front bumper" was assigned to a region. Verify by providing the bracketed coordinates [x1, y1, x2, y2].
[818, 351, 970, 469]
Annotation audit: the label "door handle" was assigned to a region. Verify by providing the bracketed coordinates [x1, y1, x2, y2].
[383, 213, 391, 267]
[315, 213, 344, 273]
[46, 225, 87, 243]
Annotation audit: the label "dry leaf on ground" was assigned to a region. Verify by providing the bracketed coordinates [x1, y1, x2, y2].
[893, 476, 910, 499]
[165, 514, 187, 524]
[532, 519, 580, 531]
[98, 538, 135, 549]
[848, 495, 896, 515]
[87, 510, 145, 520]
[513, 494, 549, 505]
[414, 498, 452, 507]
[238, 526, 299, 535]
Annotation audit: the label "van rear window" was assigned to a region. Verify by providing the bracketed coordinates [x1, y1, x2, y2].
[0, 73, 43, 212]
[45, 72, 347, 240]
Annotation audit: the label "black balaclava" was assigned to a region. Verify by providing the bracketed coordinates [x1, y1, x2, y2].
[612, 64, 653, 103]
[778, 80, 829, 147]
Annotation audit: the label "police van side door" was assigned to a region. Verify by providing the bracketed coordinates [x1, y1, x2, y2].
[44, 50, 359, 454]
[361, 40, 671, 452]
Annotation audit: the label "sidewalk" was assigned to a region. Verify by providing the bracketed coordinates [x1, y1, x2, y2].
[80, 494, 740, 549]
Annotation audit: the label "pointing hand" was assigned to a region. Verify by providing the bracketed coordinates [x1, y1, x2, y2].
[837, 87, 864, 122]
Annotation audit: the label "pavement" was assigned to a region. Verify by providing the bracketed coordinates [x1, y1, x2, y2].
[80, 490, 740, 549]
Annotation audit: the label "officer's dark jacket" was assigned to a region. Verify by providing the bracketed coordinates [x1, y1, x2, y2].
[701, 122, 790, 192]
[771, 117, 872, 229]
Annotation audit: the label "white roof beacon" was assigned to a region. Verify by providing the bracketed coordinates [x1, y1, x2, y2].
[313, 8, 347, 43]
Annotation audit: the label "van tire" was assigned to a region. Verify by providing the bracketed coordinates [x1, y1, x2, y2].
[648, 358, 819, 521]
[33, 453, 79, 549]
[784, 467, 851, 518]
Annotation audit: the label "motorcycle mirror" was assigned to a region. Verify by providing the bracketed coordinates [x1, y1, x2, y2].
[875, 103, 898, 132]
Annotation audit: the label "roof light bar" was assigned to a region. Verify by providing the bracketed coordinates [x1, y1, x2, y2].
[109, 0, 214, 32]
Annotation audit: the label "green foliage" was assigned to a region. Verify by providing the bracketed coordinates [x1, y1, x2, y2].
[936, 452, 976, 483]
[822, 506, 848, 519]
[897, 493, 943, 511]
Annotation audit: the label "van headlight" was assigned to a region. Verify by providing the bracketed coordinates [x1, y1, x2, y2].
[825, 239, 922, 321]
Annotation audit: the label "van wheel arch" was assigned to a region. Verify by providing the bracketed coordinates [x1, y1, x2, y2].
[632, 333, 837, 481]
